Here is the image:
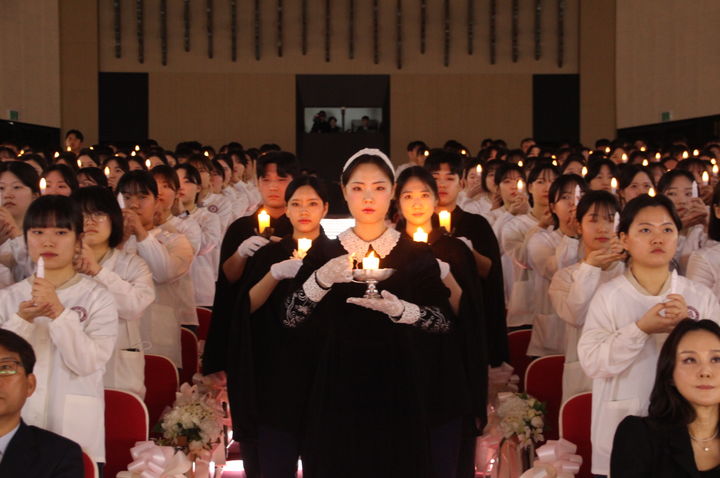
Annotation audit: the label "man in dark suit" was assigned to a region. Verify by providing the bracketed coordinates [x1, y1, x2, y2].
[0, 329, 83, 477]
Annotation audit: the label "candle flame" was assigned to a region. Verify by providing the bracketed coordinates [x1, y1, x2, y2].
[552, 160, 558, 166]
[621, 153, 628, 162]
[655, 152, 661, 160]
[702, 171, 710, 184]
[204, 151, 210, 157]
[648, 187, 656, 197]
[640, 146, 646, 152]
[135, 145, 140, 151]
[39, 178, 47, 193]
[642, 159, 648, 166]
[517, 179, 525, 191]
[611, 177, 618, 190]
[605, 147, 611, 154]
[581, 166, 588, 177]
[475, 164, 482, 175]
[77, 159, 82, 168]
[424, 150, 430, 157]
[145, 159, 152, 169]
[460, 149, 467, 156]
[693, 149, 700, 157]
[518, 160, 524, 168]
[54, 151, 60, 159]
[104, 166, 110, 177]
[682, 151, 689, 159]
[713, 164, 719, 175]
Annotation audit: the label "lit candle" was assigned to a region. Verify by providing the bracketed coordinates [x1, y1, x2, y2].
[574, 184, 582, 205]
[692, 181, 699, 198]
[460, 149, 467, 156]
[54, 151, 60, 159]
[517, 179, 525, 192]
[621, 153, 628, 163]
[713, 164, 719, 175]
[648, 187, 656, 197]
[145, 159, 152, 169]
[438, 210, 452, 231]
[655, 152, 661, 160]
[424, 150, 429, 157]
[552, 155, 557, 160]
[640, 146, 646, 152]
[552, 160, 558, 166]
[39, 178, 47, 194]
[702, 171, 710, 186]
[117, 192, 126, 209]
[642, 159, 649, 166]
[605, 146, 611, 154]
[19, 149, 24, 156]
[413, 227, 429, 243]
[362, 251, 380, 270]
[693, 149, 700, 157]
[66, 146, 71, 152]
[135, 144, 140, 151]
[682, 151, 689, 160]
[611, 177, 618, 195]
[204, 151, 210, 157]
[581, 166, 588, 177]
[104, 166, 110, 177]
[297, 238, 312, 259]
[130, 150, 137, 157]
[518, 160, 524, 168]
[613, 212, 620, 232]
[475, 164, 482, 175]
[712, 158, 718, 166]
[36, 256, 45, 279]
[77, 159, 82, 168]
[257, 209, 271, 234]
[89, 146, 94, 150]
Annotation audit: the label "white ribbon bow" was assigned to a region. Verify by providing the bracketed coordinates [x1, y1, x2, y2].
[117, 441, 192, 478]
[519, 438, 583, 478]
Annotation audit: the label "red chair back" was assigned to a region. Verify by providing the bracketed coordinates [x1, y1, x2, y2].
[196, 307, 212, 342]
[507, 329, 533, 391]
[143, 354, 179, 432]
[560, 392, 593, 478]
[524, 354, 564, 441]
[104, 390, 149, 478]
[180, 327, 199, 386]
[82, 449, 98, 478]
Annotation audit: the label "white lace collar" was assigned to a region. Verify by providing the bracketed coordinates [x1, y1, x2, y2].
[338, 227, 400, 259]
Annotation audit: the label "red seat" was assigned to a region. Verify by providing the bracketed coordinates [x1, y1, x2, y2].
[104, 389, 149, 478]
[144, 354, 179, 432]
[196, 307, 212, 342]
[524, 354, 564, 441]
[560, 392, 593, 478]
[82, 449, 98, 478]
[180, 327, 199, 386]
[507, 329, 533, 391]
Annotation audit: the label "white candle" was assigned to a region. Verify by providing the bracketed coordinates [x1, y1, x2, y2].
[613, 212, 620, 232]
[145, 159, 152, 169]
[648, 187, 656, 197]
[642, 159, 648, 166]
[475, 164, 482, 175]
[36, 256, 45, 279]
[517, 179, 525, 192]
[713, 164, 719, 175]
[257, 210, 271, 234]
[611, 177, 618, 195]
[581, 166, 588, 177]
[438, 210, 451, 231]
[702, 171, 710, 186]
[692, 181, 699, 198]
[117, 192, 126, 209]
[76, 159, 82, 168]
[297, 238, 312, 258]
[413, 227, 429, 243]
[574, 184, 582, 205]
[39, 178, 47, 194]
[621, 153, 628, 163]
[104, 166, 110, 177]
[682, 151, 689, 160]
[362, 251, 379, 270]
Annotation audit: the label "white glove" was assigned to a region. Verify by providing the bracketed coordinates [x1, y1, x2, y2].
[457, 236, 474, 251]
[315, 254, 353, 288]
[237, 235, 270, 258]
[346, 289, 405, 318]
[270, 258, 303, 280]
[436, 259, 450, 280]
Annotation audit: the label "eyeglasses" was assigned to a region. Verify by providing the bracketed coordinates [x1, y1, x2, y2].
[83, 212, 108, 223]
[0, 359, 23, 376]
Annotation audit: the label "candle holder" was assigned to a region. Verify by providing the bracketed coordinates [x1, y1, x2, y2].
[352, 268, 395, 299]
[254, 227, 275, 239]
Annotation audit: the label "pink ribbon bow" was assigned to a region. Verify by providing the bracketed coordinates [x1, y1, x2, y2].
[117, 441, 192, 478]
[519, 438, 583, 478]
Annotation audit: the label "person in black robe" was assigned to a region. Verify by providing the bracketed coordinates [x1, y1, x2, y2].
[284, 149, 462, 478]
[227, 176, 332, 478]
[395, 166, 488, 478]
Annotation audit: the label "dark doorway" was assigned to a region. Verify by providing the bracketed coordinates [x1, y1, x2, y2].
[533, 74, 580, 146]
[99, 72, 148, 146]
[0, 120, 60, 154]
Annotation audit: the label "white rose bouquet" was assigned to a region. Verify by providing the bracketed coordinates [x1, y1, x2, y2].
[158, 384, 224, 454]
[496, 392, 546, 448]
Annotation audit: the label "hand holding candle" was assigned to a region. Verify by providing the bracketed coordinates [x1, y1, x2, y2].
[413, 227, 428, 243]
[257, 210, 271, 234]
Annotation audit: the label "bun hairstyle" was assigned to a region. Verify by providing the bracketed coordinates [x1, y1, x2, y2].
[340, 148, 395, 187]
[23, 195, 83, 239]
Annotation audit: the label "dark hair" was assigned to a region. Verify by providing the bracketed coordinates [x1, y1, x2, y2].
[657, 169, 696, 195]
[648, 319, 720, 426]
[23, 195, 83, 239]
[54, 152, 78, 173]
[127, 156, 148, 171]
[210, 158, 226, 180]
[77, 167, 109, 188]
[1, 161, 41, 195]
[395, 166, 439, 201]
[709, 182, 720, 241]
[340, 153, 394, 186]
[424, 149, 464, 177]
[65, 129, 84, 142]
[77, 148, 99, 167]
[44, 164, 79, 193]
[548, 174, 587, 229]
[117, 170, 159, 197]
[284, 175, 330, 204]
[617, 194, 682, 236]
[228, 149, 247, 167]
[560, 154, 586, 174]
[586, 158, 618, 183]
[256, 151, 299, 180]
[23, 154, 48, 173]
[175, 163, 201, 185]
[71, 186, 124, 247]
[462, 157, 483, 179]
[618, 164, 655, 191]
[526, 162, 560, 206]
[576, 190, 620, 225]
[188, 153, 212, 173]
[494, 162, 526, 187]
[407, 140, 428, 152]
[0, 329, 36, 374]
[480, 159, 504, 193]
[152, 165, 180, 192]
[103, 156, 130, 173]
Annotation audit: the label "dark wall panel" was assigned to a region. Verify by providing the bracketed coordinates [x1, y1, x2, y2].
[99, 72, 148, 145]
[533, 74, 579, 145]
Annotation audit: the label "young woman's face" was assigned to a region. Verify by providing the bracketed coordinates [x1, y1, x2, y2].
[0, 172, 37, 219]
[106, 160, 125, 190]
[122, 189, 157, 229]
[550, 183, 577, 227]
[258, 163, 292, 209]
[210, 170, 224, 194]
[398, 177, 438, 228]
[232, 158, 245, 182]
[286, 185, 328, 235]
[176, 169, 199, 207]
[579, 204, 616, 252]
[673, 330, 720, 409]
[191, 162, 211, 191]
[77, 172, 98, 188]
[621, 172, 653, 203]
[43, 171, 72, 197]
[430, 163, 462, 207]
[342, 162, 393, 225]
[219, 161, 233, 186]
[589, 165, 614, 193]
[464, 167, 482, 192]
[77, 155, 97, 168]
[128, 159, 144, 172]
[153, 175, 177, 212]
[528, 169, 558, 207]
[663, 176, 694, 213]
[563, 161, 583, 176]
[620, 206, 678, 268]
[82, 210, 112, 248]
[484, 169, 497, 194]
[147, 155, 165, 169]
[498, 170, 523, 204]
[26, 225, 79, 271]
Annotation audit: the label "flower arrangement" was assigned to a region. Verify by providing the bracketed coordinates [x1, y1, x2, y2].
[158, 384, 224, 455]
[496, 392, 546, 448]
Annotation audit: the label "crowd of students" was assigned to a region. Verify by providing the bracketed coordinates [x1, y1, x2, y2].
[0, 131, 719, 477]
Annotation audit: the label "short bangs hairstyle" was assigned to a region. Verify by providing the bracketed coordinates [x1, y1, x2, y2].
[649, 319, 720, 426]
[548, 174, 587, 229]
[285, 175, 330, 204]
[585, 158, 618, 182]
[340, 153, 395, 187]
[103, 156, 130, 173]
[77, 149, 100, 167]
[657, 169, 696, 194]
[617, 164, 655, 190]
[44, 164, 79, 192]
[481, 159, 505, 192]
[256, 151, 300, 180]
[78, 167, 109, 188]
[23, 195, 83, 238]
[0, 161, 41, 195]
[576, 190, 620, 224]
[117, 170, 159, 197]
[71, 186, 124, 247]
[175, 163, 202, 185]
[617, 194, 682, 236]
[493, 162, 526, 187]
[395, 166, 439, 201]
[151, 165, 180, 192]
[423, 149, 464, 177]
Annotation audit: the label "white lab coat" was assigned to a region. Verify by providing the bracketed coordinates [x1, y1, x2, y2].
[526, 228, 579, 356]
[549, 260, 624, 404]
[234, 181, 261, 216]
[222, 186, 250, 220]
[687, 242, 720, 301]
[188, 206, 222, 307]
[91, 249, 155, 398]
[577, 270, 720, 475]
[500, 212, 540, 327]
[124, 223, 195, 366]
[202, 192, 234, 231]
[0, 235, 33, 282]
[674, 224, 712, 275]
[458, 192, 493, 218]
[0, 275, 118, 463]
[167, 215, 201, 256]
